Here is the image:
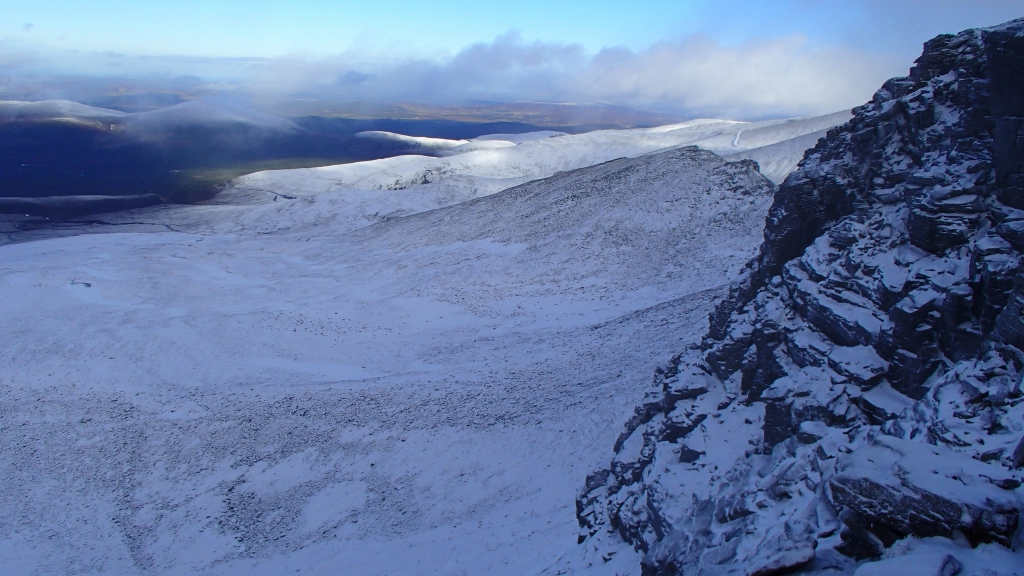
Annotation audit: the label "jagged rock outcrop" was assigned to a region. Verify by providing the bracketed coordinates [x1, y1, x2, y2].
[578, 19, 1024, 575]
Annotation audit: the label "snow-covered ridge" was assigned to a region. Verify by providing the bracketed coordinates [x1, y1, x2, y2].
[0, 98, 302, 132]
[186, 111, 845, 239]
[0, 99, 127, 120]
[0, 97, 848, 187]
[354, 130, 470, 150]
[233, 109, 852, 219]
[0, 99, 127, 127]
[351, 130, 564, 156]
[473, 130, 566, 143]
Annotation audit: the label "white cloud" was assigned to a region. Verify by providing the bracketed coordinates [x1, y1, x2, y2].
[235, 32, 898, 119]
[0, 31, 906, 119]
[574, 35, 897, 118]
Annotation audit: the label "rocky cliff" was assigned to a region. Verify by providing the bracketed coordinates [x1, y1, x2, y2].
[578, 18, 1024, 575]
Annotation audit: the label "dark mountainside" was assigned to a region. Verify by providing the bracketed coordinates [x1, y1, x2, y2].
[578, 18, 1024, 576]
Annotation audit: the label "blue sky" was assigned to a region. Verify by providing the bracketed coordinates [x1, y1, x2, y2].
[4, 0, 698, 57]
[5, 0, 1019, 57]
[2, 1, 1022, 119]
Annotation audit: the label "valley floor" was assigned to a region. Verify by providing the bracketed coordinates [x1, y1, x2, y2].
[0, 145, 774, 574]
[1, 231, 700, 574]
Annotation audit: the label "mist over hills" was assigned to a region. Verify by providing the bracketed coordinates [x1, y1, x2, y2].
[0, 99, 578, 218]
[0, 97, 847, 221]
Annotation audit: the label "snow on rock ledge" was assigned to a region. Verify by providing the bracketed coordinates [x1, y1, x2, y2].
[830, 435, 1021, 552]
[577, 18, 1024, 576]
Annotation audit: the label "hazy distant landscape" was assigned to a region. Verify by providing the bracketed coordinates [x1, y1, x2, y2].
[0, 99, 624, 218]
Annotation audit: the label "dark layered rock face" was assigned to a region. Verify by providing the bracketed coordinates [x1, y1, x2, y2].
[579, 20, 1024, 575]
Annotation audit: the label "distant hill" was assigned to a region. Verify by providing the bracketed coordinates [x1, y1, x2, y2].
[0, 98, 849, 220]
[0, 99, 564, 217]
[256, 99, 685, 129]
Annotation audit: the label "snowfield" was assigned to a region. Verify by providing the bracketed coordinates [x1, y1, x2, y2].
[0, 115, 842, 575]
[235, 109, 850, 206]
[188, 110, 847, 239]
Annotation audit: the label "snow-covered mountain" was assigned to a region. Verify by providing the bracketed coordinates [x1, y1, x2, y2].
[0, 98, 845, 171]
[0, 99, 128, 122]
[573, 18, 1024, 576]
[234, 110, 851, 212]
[105, 110, 839, 240]
[0, 139, 776, 573]
[354, 130, 471, 152]
[0, 95, 847, 221]
[0, 98, 301, 132]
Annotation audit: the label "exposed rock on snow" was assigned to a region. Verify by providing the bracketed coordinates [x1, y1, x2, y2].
[577, 18, 1024, 576]
[830, 435, 1021, 551]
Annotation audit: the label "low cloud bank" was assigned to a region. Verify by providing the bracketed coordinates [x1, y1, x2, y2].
[0, 31, 900, 120]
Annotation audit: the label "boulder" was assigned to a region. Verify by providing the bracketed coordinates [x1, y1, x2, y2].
[828, 345, 889, 388]
[853, 552, 962, 576]
[828, 435, 1021, 548]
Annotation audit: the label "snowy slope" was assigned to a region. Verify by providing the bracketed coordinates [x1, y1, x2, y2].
[473, 130, 566, 143]
[0, 102, 852, 575]
[724, 128, 831, 184]
[0, 99, 127, 126]
[0, 99, 127, 120]
[234, 109, 851, 220]
[181, 110, 848, 239]
[0, 147, 773, 575]
[352, 130, 563, 156]
[0, 98, 302, 132]
[682, 109, 851, 152]
[354, 130, 470, 152]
